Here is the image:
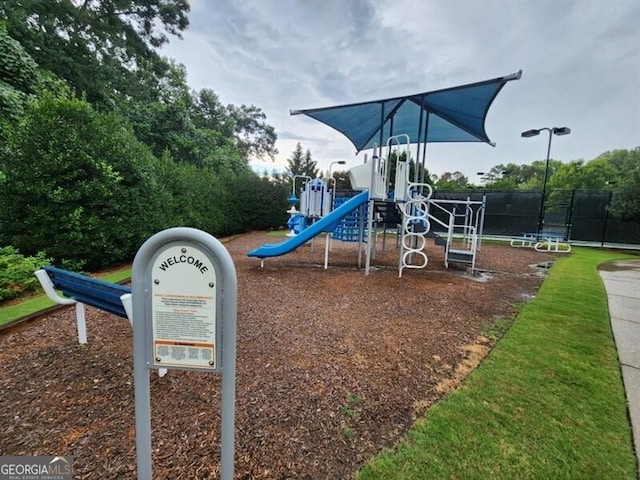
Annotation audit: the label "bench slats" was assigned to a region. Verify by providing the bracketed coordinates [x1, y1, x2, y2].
[44, 266, 131, 318]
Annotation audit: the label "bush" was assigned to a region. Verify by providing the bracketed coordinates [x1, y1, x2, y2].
[0, 246, 51, 303]
[0, 94, 166, 270]
[226, 173, 289, 232]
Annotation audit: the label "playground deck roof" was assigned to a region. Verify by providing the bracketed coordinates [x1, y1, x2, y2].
[290, 70, 522, 153]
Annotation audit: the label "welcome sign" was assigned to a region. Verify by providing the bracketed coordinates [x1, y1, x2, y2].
[151, 245, 217, 370]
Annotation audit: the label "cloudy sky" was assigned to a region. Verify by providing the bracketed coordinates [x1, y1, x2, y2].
[160, 0, 639, 182]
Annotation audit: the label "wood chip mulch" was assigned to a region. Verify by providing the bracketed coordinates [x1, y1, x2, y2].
[0, 231, 556, 479]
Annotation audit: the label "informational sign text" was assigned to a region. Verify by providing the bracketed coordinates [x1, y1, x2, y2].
[151, 246, 216, 370]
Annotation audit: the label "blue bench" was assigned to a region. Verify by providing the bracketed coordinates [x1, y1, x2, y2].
[35, 266, 170, 376]
[43, 266, 130, 317]
[35, 266, 133, 344]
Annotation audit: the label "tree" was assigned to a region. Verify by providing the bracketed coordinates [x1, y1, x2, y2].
[331, 170, 352, 190]
[2, 2, 279, 172]
[483, 161, 563, 190]
[595, 148, 640, 178]
[192, 90, 278, 162]
[286, 143, 306, 177]
[1, 0, 190, 108]
[226, 104, 278, 161]
[476, 166, 517, 190]
[609, 168, 640, 222]
[0, 25, 40, 119]
[434, 171, 469, 190]
[300, 148, 319, 179]
[385, 151, 432, 192]
[546, 159, 619, 192]
[128, 79, 273, 171]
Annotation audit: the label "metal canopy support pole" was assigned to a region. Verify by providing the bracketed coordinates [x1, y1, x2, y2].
[387, 110, 400, 195]
[365, 197, 375, 275]
[324, 232, 330, 269]
[378, 101, 385, 153]
[420, 110, 430, 187]
[416, 96, 426, 187]
[357, 205, 365, 268]
[365, 103, 387, 276]
[365, 154, 376, 275]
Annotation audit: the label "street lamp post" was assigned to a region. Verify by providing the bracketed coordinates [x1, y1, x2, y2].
[328, 160, 346, 200]
[521, 126, 571, 234]
[329, 160, 346, 179]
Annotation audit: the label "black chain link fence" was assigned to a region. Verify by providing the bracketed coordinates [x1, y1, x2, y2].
[434, 189, 640, 245]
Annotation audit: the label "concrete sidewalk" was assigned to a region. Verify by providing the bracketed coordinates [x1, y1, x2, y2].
[599, 259, 640, 477]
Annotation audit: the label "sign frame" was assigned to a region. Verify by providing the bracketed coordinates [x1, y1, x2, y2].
[131, 228, 237, 480]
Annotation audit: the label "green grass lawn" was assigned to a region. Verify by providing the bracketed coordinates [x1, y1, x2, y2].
[357, 247, 639, 479]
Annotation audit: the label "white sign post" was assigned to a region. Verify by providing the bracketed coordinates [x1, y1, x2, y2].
[131, 228, 237, 480]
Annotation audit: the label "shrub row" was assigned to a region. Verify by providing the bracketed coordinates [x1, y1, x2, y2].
[0, 95, 288, 271]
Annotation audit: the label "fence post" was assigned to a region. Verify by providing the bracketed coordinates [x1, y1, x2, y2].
[601, 191, 613, 247]
[565, 188, 576, 241]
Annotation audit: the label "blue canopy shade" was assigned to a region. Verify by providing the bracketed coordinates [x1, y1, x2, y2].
[291, 70, 522, 153]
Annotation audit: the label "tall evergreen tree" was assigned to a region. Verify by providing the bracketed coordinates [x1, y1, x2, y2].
[285, 142, 305, 177]
[301, 148, 319, 179]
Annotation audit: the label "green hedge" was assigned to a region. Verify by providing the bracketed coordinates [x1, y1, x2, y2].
[0, 94, 288, 271]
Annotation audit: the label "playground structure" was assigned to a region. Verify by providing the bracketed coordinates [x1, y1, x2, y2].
[349, 134, 486, 276]
[248, 134, 486, 276]
[249, 70, 523, 275]
[285, 175, 333, 236]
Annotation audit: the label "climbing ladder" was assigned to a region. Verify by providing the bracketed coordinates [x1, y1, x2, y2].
[385, 134, 435, 277]
[388, 135, 484, 276]
[398, 186, 433, 277]
[331, 196, 368, 242]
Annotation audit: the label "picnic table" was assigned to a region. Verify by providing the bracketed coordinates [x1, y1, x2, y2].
[510, 231, 571, 253]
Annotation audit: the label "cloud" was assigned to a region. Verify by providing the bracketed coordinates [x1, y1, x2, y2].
[162, 0, 640, 180]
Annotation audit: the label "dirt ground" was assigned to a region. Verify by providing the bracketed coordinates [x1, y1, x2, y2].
[0, 231, 555, 479]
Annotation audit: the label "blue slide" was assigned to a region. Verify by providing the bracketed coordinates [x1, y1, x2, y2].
[248, 190, 370, 258]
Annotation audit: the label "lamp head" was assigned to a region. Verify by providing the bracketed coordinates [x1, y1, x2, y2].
[552, 127, 571, 136]
[521, 129, 540, 138]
